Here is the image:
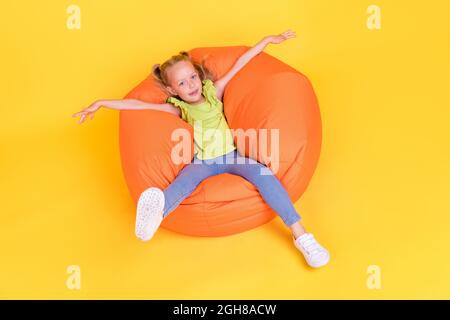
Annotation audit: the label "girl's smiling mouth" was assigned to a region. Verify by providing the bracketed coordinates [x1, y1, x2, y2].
[189, 89, 199, 96]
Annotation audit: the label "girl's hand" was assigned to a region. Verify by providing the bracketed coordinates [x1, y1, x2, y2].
[72, 100, 102, 124]
[267, 29, 296, 44]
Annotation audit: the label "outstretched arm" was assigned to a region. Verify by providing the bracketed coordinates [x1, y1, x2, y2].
[72, 99, 180, 124]
[214, 29, 296, 100]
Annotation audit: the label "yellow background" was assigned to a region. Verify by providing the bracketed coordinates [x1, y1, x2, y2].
[1, 0, 449, 299]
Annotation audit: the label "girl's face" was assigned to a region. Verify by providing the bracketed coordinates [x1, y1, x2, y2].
[165, 60, 203, 103]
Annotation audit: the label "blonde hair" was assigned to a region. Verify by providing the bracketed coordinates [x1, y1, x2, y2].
[151, 51, 216, 95]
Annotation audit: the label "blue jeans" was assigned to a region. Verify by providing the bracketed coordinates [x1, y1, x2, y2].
[162, 149, 301, 227]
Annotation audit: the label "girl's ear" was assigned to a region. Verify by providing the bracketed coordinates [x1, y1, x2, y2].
[165, 85, 177, 96]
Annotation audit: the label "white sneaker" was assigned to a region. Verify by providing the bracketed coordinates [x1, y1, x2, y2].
[135, 187, 165, 241]
[293, 233, 330, 268]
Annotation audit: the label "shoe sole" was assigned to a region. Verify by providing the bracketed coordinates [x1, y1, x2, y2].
[135, 187, 165, 241]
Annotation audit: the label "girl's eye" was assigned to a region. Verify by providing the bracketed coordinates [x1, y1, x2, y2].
[179, 75, 196, 86]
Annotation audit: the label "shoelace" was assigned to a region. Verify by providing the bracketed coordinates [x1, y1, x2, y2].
[299, 235, 323, 256]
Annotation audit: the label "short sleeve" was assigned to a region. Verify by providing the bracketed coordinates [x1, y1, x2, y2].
[166, 96, 188, 121]
[202, 79, 221, 105]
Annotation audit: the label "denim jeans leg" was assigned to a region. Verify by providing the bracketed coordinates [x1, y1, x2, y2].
[162, 158, 217, 218]
[224, 153, 301, 227]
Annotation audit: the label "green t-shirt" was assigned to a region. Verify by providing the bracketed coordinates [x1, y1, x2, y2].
[166, 79, 237, 160]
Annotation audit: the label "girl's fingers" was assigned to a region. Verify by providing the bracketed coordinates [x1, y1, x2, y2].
[73, 110, 87, 118]
[275, 31, 295, 41]
[283, 30, 296, 35]
[281, 32, 296, 40]
[283, 31, 295, 37]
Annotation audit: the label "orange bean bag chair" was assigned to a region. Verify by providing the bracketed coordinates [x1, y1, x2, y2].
[119, 46, 322, 237]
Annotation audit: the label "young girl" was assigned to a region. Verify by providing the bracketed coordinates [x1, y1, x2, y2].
[73, 30, 330, 268]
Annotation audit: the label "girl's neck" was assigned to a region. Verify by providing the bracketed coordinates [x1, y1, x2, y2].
[190, 96, 206, 106]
